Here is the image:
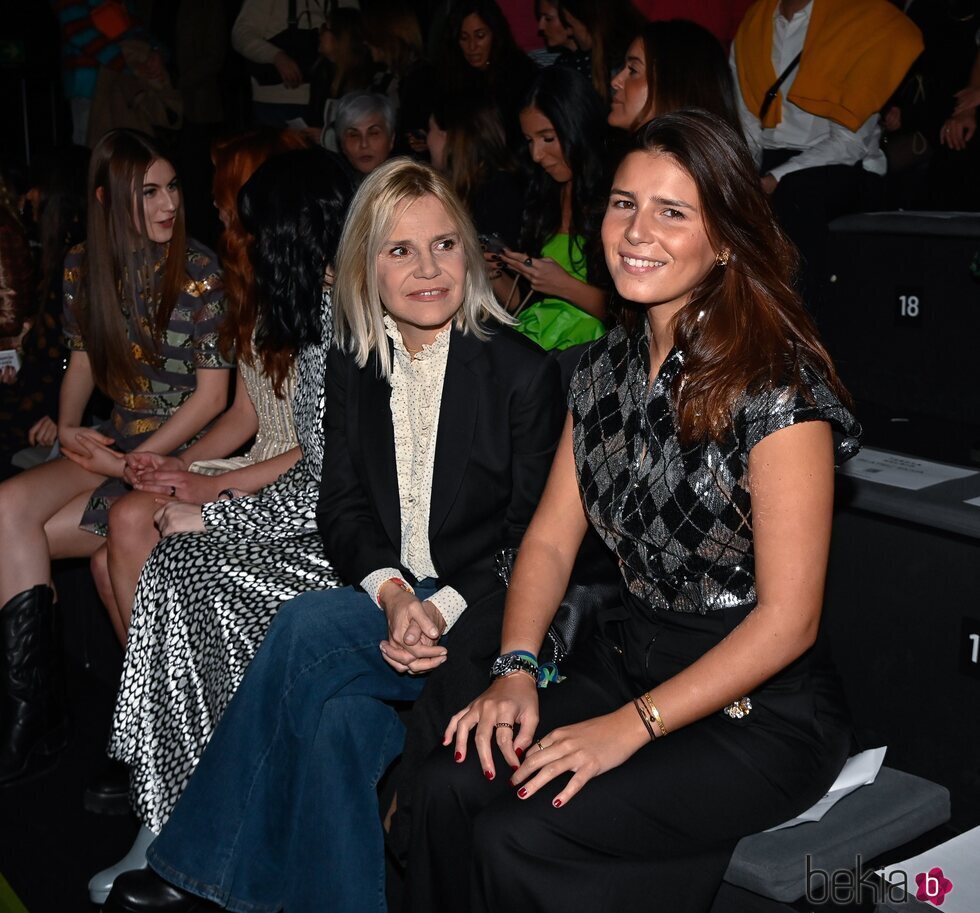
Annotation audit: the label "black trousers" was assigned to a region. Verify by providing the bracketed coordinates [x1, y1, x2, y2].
[403, 599, 851, 913]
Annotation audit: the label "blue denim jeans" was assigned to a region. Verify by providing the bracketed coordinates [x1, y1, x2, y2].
[146, 581, 439, 913]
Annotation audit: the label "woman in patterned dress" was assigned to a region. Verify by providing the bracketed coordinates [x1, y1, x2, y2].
[90, 128, 309, 645]
[89, 148, 355, 903]
[406, 110, 860, 912]
[0, 129, 232, 787]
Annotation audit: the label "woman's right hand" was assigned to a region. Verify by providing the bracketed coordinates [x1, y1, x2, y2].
[123, 451, 183, 486]
[445, 673, 539, 778]
[58, 424, 114, 454]
[28, 415, 58, 447]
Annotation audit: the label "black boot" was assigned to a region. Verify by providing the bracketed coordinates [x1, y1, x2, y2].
[0, 585, 69, 785]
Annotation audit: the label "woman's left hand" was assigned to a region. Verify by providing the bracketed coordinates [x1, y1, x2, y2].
[153, 499, 206, 536]
[510, 706, 649, 807]
[61, 431, 127, 477]
[498, 250, 571, 298]
[135, 468, 220, 503]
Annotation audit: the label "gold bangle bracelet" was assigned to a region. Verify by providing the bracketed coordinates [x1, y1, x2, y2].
[633, 699, 656, 741]
[640, 692, 668, 738]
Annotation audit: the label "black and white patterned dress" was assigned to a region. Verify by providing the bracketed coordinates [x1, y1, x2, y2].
[109, 292, 342, 833]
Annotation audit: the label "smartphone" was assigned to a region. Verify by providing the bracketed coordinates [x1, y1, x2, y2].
[478, 232, 508, 254]
[0, 349, 21, 373]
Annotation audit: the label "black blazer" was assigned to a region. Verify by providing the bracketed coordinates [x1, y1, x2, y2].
[316, 325, 564, 607]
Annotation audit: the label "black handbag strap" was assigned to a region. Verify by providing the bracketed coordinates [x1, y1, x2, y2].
[759, 51, 802, 123]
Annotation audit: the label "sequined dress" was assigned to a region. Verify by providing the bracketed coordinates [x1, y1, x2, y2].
[188, 351, 298, 475]
[61, 241, 232, 534]
[109, 292, 342, 833]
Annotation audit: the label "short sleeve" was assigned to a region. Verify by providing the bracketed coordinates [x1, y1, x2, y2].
[61, 245, 85, 352]
[735, 366, 862, 466]
[184, 247, 232, 369]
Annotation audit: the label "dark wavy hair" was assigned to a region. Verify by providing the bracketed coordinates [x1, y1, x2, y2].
[610, 110, 850, 443]
[632, 20, 741, 134]
[238, 147, 355, 392]
[518, 66, 609, 277]
[557, 0, 644, 105]
[444, 0, 529, 83]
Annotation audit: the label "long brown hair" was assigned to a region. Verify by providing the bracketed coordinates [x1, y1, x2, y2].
[558, 0, 644, 106]
[432, 96, 516, 210]
[634, 20, 741, 134]
[211, 128, 309, 394]
[609, 110, 850, 444]
[79, 129, 187, 399]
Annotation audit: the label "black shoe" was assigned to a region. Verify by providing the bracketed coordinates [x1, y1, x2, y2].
[85, 758, 132, 815]
[0, 585, 69, 786]
[104, 868, 223, 912]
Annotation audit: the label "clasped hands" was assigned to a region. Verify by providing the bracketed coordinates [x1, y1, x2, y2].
[378, 582, 447, 676]
[60, 426, 126, 477]
[124, 451, 227, 504]
[443, 674, 648, 808]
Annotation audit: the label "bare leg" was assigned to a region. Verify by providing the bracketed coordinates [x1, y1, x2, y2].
[91, 546, 127, 645]
[106, 491, 163, 631]
[0, 459, 106, 606]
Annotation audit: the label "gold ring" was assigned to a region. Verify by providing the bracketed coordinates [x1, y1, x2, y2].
[535, 740, 546, 752]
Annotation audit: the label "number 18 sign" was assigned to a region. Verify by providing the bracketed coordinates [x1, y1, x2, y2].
[896, 287, 923, 324]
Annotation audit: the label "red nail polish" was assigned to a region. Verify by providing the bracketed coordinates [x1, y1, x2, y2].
[484, 770, 494, 781]
[552, 797, 562, 808]
[454, 751, 462, 762]
[511, 764, 519, 771]
[515, 747, 524, 760]
[518, 787, 527, 798]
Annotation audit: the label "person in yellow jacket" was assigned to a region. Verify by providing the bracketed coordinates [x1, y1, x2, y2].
[730, 0, 923, 315]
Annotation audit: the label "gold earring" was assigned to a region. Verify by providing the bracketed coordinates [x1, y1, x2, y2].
[716, 249, 730, 267]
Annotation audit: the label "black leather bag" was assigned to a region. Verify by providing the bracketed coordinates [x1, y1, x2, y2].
[247, 0, 320, 87]
[494, 531, 620, 666]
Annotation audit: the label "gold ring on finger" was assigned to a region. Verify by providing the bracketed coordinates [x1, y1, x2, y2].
[535, 740, 546, 752]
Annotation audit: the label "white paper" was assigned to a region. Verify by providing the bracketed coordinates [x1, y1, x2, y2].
[765, 746, 887, 832]
[0, 349, 21, 372]
[877, 825, 980, 911]
[839, 448, 976, 491]
[286, 117, 309, 130]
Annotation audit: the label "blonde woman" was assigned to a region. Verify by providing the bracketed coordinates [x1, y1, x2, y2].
[105, 158, 564, 913]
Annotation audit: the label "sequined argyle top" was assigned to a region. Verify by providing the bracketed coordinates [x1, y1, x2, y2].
[569, 324, 860, 614]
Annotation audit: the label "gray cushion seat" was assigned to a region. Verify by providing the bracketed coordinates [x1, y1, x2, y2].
[723, 767, 951, 902]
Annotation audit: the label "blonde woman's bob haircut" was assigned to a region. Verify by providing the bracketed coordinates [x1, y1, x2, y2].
[332, 157, 514, 379]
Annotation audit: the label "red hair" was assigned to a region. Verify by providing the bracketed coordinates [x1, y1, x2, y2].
[212, 129, 309, 393]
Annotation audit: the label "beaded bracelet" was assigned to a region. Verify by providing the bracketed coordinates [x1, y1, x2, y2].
[490, 651, 565, 689]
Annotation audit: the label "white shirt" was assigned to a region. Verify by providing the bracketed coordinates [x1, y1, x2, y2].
[731, 1, 887, 180]
[360, 319, 468, 632]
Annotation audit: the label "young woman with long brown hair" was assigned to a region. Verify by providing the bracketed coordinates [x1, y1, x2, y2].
[88, 147, 356, 905]
[0, 129, 231, 787]
[608, 19, 741, 134]
[89, 128, 309, 645]
[406, 109, 861, 913]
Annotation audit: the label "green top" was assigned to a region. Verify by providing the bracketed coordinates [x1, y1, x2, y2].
[514, 233, 606, 351]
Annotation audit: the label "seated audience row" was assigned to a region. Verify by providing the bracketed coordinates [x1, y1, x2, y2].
[101, 111, 861, 913]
